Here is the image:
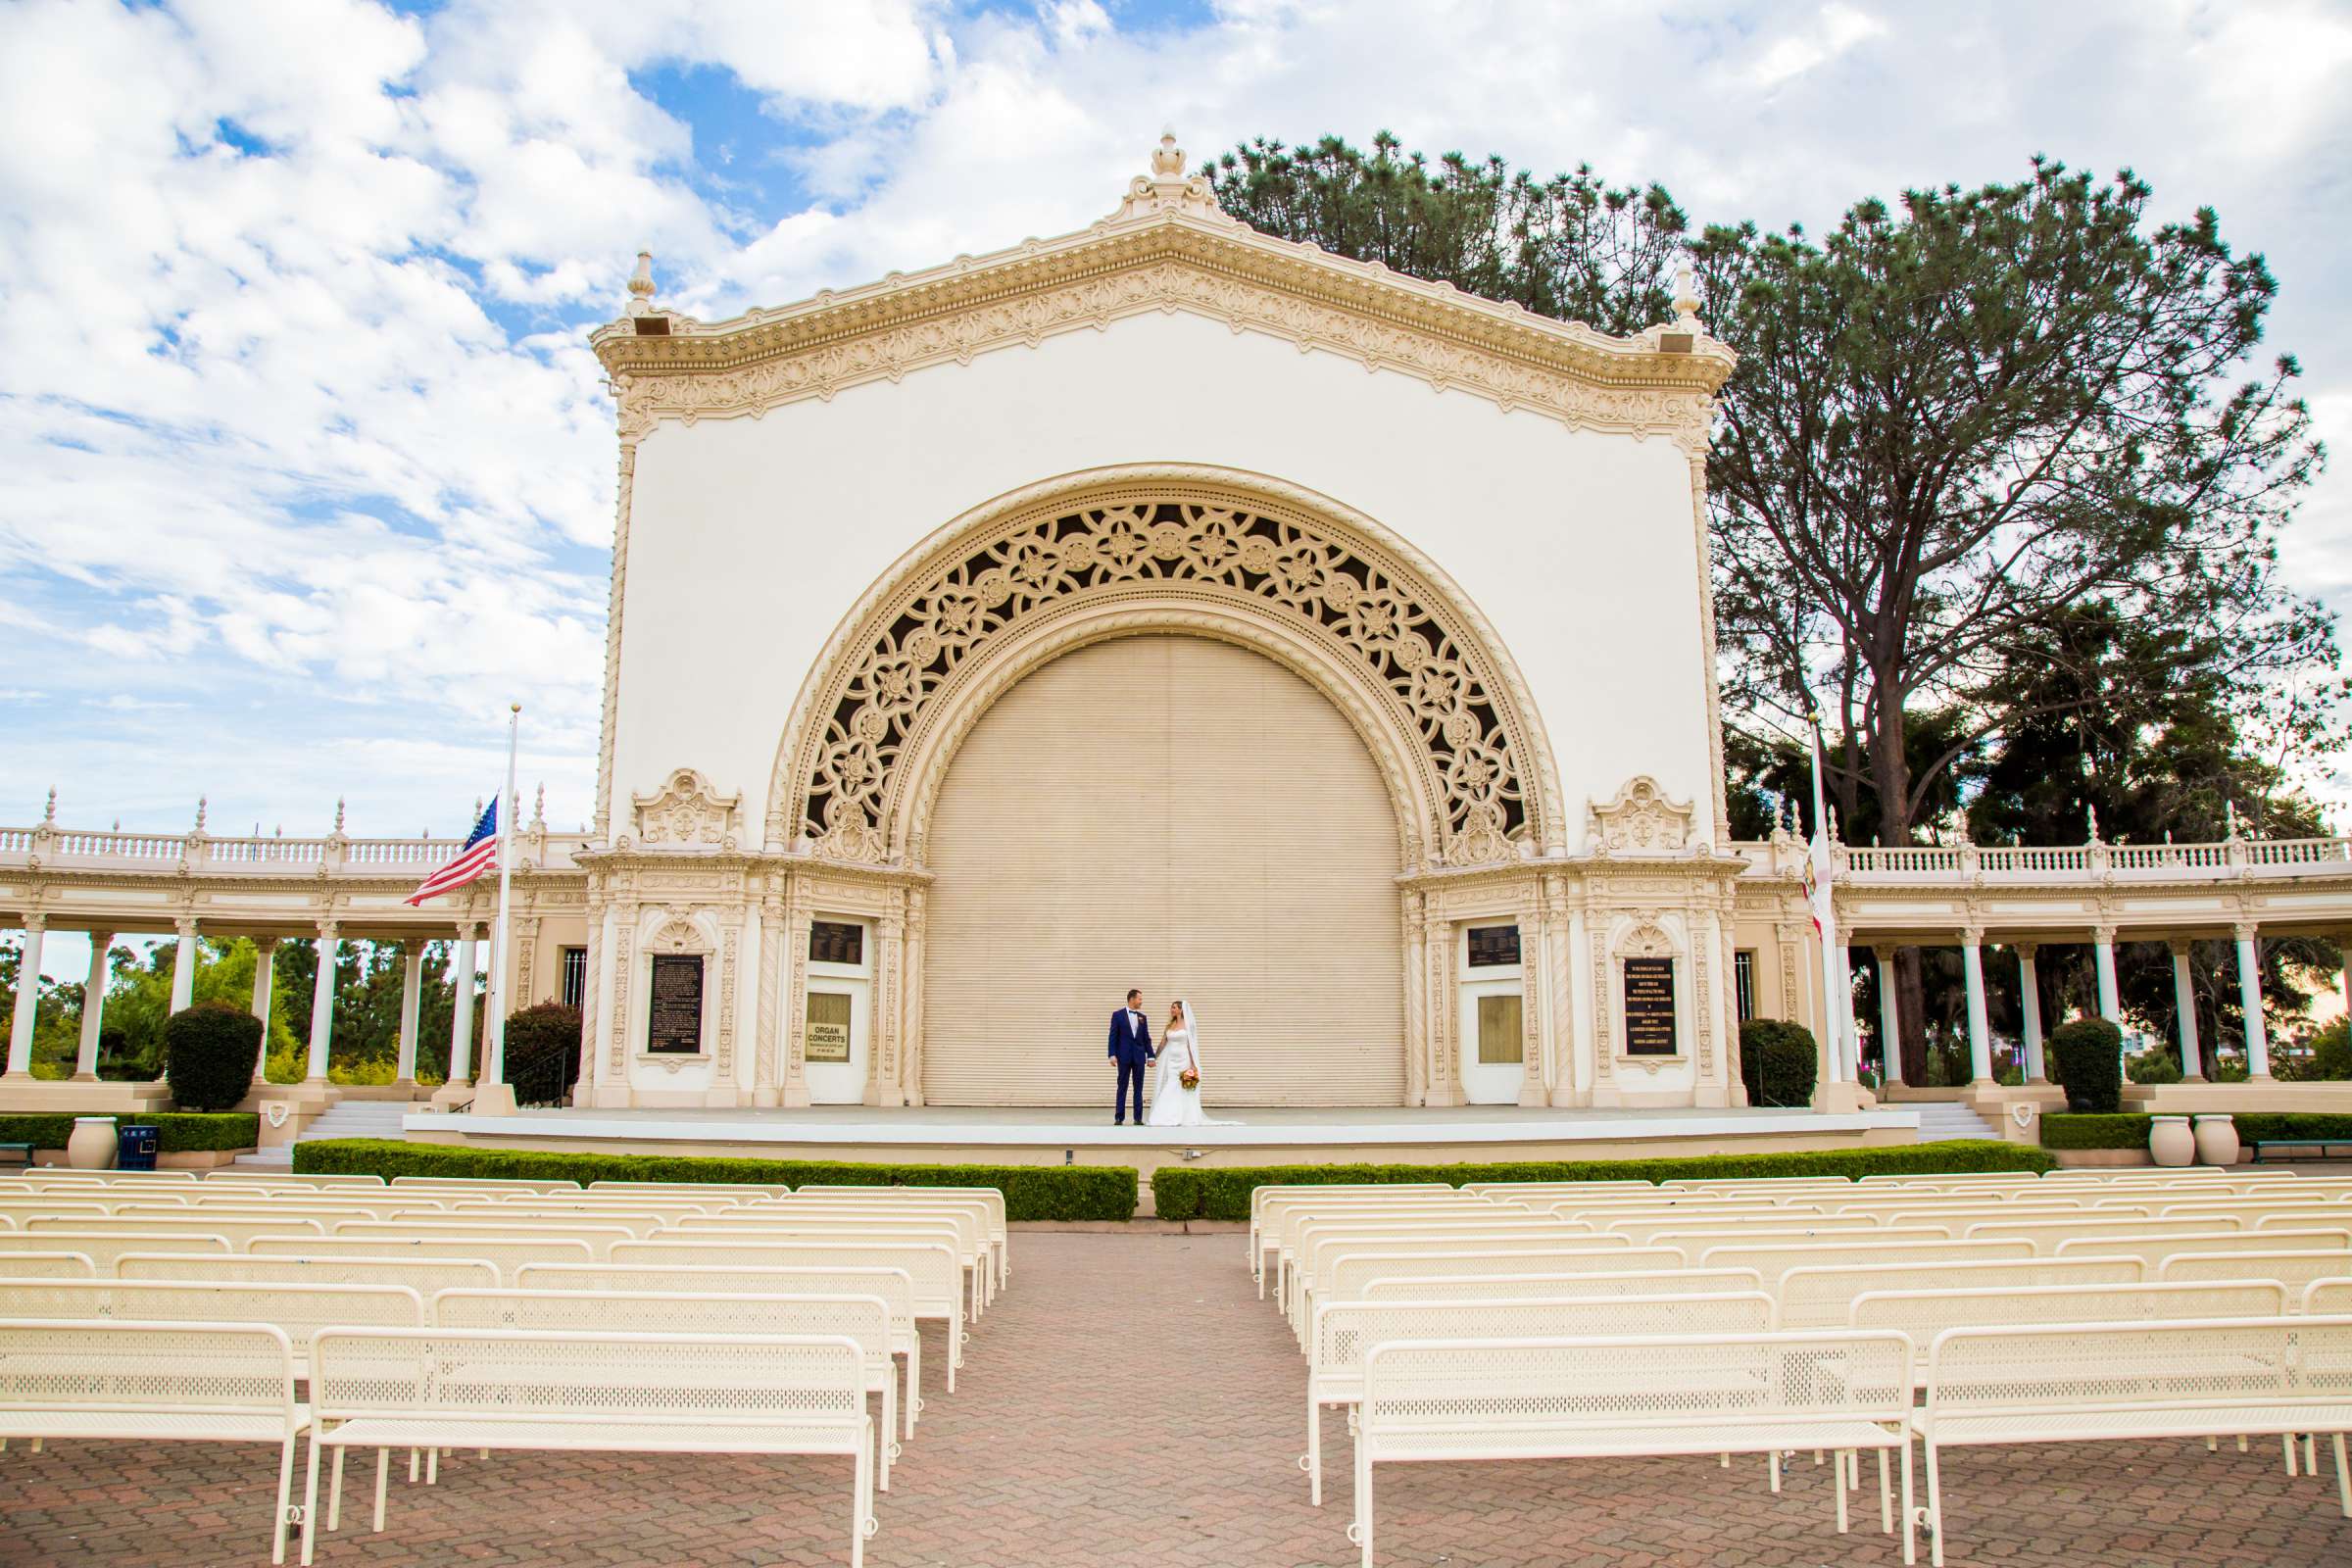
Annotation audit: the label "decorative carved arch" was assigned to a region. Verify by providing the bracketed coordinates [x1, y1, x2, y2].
[769, 466, 1565, 870]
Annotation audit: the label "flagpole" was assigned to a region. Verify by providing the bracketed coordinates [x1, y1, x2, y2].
[482, 703, 520, 1093]
[1807, 710, 1846, 1084]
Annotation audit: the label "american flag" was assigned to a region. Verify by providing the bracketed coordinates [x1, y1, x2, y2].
[406, 797, 499, 906]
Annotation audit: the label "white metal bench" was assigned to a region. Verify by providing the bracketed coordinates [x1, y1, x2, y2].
[1699, 1237, 2034, 1285]
[327, 1218, 638, 1261]
[2050, 1229, 2352, 1268]
[2160, 1250, 2352, 1293]
[118, 1251, 501, 1297]
[514, 1261, 923, 1436]
[248, 1235, 594, 1285]
[0, 1230, 230, 1269]
[1250, 1187, 1459, 1293]
[0, 1252, 95, 1278]
[1304, 1292, 1774, 1503]
[0, 1318, 308, 1563]
[1352, 1331, 1913, 1568]
[1356, 1266, 1766, 1304]
[790, 1187, 1010, 1281]
[673, 1213, 986, 1315]
[1913, 1316, 2352, 1566]
[610, 1238, 968, 1388]
[303, 1327, 873, 1565]
[1323, 1249, 1684, 1309]
[0, 1279, 424, 1377]
[28, 1213, 323, 1247]
[1292, 1227, 1614, 1337]
[1778, 1257, 2143, 1330]
[431, 1287, 903, 1486]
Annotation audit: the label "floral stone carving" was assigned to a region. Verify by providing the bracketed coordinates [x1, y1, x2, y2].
[632, 768, 742, 850]
[792, 498, 1537, 866]
[1587, 776, 1695, 856]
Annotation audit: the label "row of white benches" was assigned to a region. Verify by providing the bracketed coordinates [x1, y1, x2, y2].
[1252, 1176, 2352, 1566]
[0, 1176, 1021, 1566]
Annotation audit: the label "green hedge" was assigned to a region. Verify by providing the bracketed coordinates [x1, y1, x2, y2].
[1150, 1140, 2051, 1222]
[0, 1112, 260, 1154]
[2038, 1113, 2151, 1150]
[2234, 1113, 2352, 1147]
[2041, 1111, 2352, 1151]
[294, 1139, 1137, 1221]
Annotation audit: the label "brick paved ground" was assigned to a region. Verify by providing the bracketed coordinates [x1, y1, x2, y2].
[5, 1232, 2351, 1567]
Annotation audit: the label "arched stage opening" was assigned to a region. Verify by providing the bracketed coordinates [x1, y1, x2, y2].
[921, 633, 1404, 1106]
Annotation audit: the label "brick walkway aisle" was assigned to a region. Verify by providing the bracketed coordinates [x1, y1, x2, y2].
[5, 1232, 2351, 1566]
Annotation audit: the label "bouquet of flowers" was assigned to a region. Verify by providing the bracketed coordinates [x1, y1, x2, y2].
[1180, 1068, 1200, 1090]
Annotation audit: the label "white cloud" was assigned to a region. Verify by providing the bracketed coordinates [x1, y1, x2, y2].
[2, 0, 2349, 840]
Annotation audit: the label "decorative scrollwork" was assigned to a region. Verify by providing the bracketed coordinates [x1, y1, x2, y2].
[794, 498, 1535, 866]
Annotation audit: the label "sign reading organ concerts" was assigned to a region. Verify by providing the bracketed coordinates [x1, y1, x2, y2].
[1623, 956, 1677, 1055]
[805, 992, 853, 1064]
[647, 954, 705, 1054]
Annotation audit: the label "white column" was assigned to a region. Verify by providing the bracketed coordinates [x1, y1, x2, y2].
[394, 939, 424, 1087]
[1960, 929, 1992, 1084]
[2017, 943, 2045, 1083]
[250, 937, 278, 1082]
[2235, 921, 2271, 1080]
[448, 925, 478, 1086]
[305, 923, 337, 1082]
[74, 931, 114, 1080]
[1873, 946, 1903, 1085]
[169, 917, 199, 1014]
[2092, 927, 2121, 1020]
[2170, 939, 2204, 1081]
[7, 915, 45, 1076]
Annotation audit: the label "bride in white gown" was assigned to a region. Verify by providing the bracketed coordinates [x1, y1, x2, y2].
[1146, 1000, 1235, 1127]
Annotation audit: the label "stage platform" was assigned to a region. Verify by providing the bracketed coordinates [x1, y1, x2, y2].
[405, 1102, 1927, 1177]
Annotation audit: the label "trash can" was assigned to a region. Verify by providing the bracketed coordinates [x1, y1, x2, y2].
[116, 1123, 160, 1172]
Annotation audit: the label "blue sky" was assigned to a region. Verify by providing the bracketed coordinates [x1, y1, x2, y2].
[4, 0, 2351, 981]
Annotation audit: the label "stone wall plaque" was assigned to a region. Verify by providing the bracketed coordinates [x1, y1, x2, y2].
[647, 953, 705, 1054]
[1623, 956, 1677, 1055]
[805, 991, 853, 1064]
[809, 920, 864, 967]
[1467, 924, 1521, 968]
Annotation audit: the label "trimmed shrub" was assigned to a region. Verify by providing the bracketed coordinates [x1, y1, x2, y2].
[2125, 1048, 2182, 1086]
[2046, 1017, 2124, 1113]
[1739, 1018, 1820, 1107]
[293, 1139, 1137, 1222]
[2234, 1112, 2352, 1148]
[2038, 1113, 2151, 1150]
[1150, 1140, 2051, 1223]
[503, 1003, 583, 1105]
[0, 1112, 259, 1154]
[163, 1002, 263, 1112]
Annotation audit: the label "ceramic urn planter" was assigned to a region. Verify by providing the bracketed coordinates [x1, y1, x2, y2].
[2148, 1114, 2196, 1168]
[66, 1114, 118, 1170]
[2192, 1113, 2239, 1167]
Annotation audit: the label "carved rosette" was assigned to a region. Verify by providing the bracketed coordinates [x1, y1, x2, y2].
[789, 495, 1539, 869]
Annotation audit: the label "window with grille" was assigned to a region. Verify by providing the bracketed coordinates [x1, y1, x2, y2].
[1734, 950, 1756, 1023]
[560, 947, 587, 1008]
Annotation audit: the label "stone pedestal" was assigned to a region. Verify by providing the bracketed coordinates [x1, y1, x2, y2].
[467, 1084, 517, 1116]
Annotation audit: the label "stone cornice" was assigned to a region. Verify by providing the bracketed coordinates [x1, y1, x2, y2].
[595, 211, 1732, 441]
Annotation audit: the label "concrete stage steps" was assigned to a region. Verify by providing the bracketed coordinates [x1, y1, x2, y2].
[1909, 1099, 2001, 1143]
[232, 1098, 414, 1166]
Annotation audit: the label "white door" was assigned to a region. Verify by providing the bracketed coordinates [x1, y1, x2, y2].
[1457, 923, 1526, 1104]
[804, 918, 872, 1104]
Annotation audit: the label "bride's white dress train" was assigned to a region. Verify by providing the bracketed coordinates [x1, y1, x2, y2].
[1145, 1020, 1235, 1127]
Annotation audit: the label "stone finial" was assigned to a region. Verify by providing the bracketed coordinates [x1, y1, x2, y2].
[2225, 800, 2240, 840]
[193, 795, 207, 833]
[42, 787, 55, 825]
[627, 249, 657, 315]
[1150, 130, 1185, 178]
[532, 783, 546, 828]
[333, 797, 346, 835]
[1672, 257, 1701, 324]
[1828, 806, 1842, 844]
[2085, 803, 2101, 843]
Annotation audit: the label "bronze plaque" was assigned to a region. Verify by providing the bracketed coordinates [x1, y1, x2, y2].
[809, 920, 863, 966]
[1467, 924, 1521, 968]
[647, 954, 705, 1054]
[1623, 956, 1677, 1055]
[805, 991, 853, 1064]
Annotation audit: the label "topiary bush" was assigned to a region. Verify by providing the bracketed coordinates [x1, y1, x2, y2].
[2038, 1112, 2152, 1150]
[1739, 1018, 1821, 1107]
[502, 1003, 583, 1105]
[2047, 1017, 2124, 1113]
[164, 1001, 262, 1112]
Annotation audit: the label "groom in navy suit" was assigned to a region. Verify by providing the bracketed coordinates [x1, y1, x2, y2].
[1109, 987, 1153, 1125]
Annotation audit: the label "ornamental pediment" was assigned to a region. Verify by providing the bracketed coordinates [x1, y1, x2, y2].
[629, 768, 741, 851]
[593, 137, 1731, 441]
[1586, 776, 1696, 857]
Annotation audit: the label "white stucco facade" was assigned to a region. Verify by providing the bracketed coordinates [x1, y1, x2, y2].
[577, 138, 1746, 1111]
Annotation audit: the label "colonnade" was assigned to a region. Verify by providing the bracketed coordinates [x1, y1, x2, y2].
[1838, 922, 2340, 1086]
[2, 915, 493, 1094]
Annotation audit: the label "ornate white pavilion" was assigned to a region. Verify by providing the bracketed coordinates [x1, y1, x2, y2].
[6, 139, 2352, 1152]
